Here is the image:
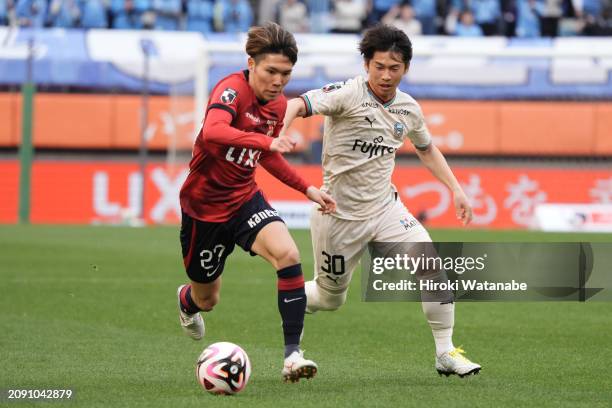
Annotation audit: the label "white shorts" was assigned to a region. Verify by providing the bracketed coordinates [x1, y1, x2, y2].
[310, 198, 431, 293]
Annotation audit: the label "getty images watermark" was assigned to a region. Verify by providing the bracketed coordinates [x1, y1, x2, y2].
[361, 243, 612, 302]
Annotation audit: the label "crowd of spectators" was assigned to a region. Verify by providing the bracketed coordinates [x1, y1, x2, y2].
[1, 0, 611, 37]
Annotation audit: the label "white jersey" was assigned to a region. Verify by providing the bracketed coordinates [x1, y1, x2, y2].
[301, 76, 431, 220]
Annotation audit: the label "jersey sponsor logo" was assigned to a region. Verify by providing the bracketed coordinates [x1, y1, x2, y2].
[247, 209, 280, 228]
[364, 116, 376, 127]
[220, 88, 237, 104]
[388, 108, 410, 116]
[322, 81, 345, 93]
[352, 138, 397, 159]
[400, 216, 418, 230]
[245, 112, 261, 123]
[225, 147, 262, 167]
[362, 101, 379, 108]
[394, 122, 404, 137]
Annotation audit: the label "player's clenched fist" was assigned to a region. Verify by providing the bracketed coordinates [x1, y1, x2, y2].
[270, 133, 297, 153]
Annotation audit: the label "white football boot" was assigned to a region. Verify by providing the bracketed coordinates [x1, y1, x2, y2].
[177, 285, 204, 340]
[282, 350, 318, 383]
[436, 347, 481, 378]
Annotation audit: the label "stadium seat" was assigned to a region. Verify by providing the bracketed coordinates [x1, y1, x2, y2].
[80, 0, 108, 29]
[215, 0, 253, 33]
[111, 0, 151, 29]
[152, 0, 181, 31]
[186, 0, 214, 34]
[15, 0, 47, 28]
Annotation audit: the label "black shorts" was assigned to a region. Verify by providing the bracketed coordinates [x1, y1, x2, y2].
[180, 191, 284, 283]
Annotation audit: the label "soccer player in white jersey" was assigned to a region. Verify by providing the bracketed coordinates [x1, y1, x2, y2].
[281, 24, 481, 377]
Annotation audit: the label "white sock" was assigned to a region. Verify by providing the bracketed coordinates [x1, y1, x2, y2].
[305, 280, 321, 313]
[422, 301, 455, 356]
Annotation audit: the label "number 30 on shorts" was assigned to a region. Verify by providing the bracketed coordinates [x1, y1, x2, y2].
[321, 251, 346, 276]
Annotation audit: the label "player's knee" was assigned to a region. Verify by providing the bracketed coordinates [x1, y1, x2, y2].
[193, 292, 219, 312]
[274, 246, 301, 269]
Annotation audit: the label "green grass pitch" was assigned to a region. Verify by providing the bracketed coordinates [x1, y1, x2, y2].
[1, 225, 611, 407]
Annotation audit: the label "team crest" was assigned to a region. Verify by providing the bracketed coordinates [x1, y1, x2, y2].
[220, 88, 238, 104]
[393, 122, 404, 137]
[322, 81, 345, 93]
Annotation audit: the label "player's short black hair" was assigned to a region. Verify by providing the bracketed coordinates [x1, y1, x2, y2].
[359, 24, 413, 66]
[246, 22, 298, 65]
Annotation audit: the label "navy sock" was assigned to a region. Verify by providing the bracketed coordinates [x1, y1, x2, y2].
[179, 284, 201, 314]
[277, 264, 306, 354]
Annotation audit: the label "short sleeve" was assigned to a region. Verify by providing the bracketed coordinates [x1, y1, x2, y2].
[300, 79, 357, 117]
[407, 103, 432, 151]
[207, 75, 248, 121]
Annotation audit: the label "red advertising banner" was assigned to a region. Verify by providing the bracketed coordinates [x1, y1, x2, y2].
[1, 161, 611, 229]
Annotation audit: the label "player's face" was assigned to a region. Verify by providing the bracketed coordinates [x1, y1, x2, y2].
[364, 51, 408, 102]
[248, 54, 294, 101]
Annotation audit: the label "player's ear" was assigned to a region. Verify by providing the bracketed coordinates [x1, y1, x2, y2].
[404, 62, 410, 74]
[363, 59, 370, 74]
[247, 57, 255, 73]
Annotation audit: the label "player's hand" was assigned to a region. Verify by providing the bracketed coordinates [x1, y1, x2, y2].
[270, 133, 297, 154]
[453, 189, 473, 226]
[306, 186, 337, 215]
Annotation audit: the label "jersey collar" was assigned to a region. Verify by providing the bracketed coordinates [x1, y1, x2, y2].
[366, 82, 396, 108]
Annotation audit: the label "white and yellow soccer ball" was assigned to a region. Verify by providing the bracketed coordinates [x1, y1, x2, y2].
[196, 342, 251, 395]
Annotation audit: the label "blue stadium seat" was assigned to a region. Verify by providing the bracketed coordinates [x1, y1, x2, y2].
[186, 0, 213, 34]
[0, 0, 8, 25]
[411, 0, 437, 34]
[111, 0, 150, 29]
[47, 0, 81, 28]
[216, 0, 253, 33]
[15, 0, 47, 28]
[80, 0, 108, 28]
[152, 0, 181, 30]
[516, 0, 541, 38]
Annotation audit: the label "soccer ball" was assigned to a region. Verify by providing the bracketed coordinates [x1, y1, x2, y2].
[196, 342, 251, 395]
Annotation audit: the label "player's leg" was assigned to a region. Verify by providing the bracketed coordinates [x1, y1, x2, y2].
[373, 198, 481, 377]
[306, 207, 368, 313]
[177, 211, 234, 340]
[233, 191, 315, 382]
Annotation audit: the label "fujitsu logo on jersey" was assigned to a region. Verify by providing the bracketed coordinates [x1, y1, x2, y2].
[247, 209, 279, 228]
[352, 138, 397, 159]
[226, 147, 262, 167]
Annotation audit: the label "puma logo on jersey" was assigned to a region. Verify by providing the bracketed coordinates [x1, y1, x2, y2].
[247, 209, 280, 228]
[226, 147, 262, 167]
[352, 139, 397, 159]
[364, 116, 376, 127]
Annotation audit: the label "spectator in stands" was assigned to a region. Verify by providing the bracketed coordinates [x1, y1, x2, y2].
[331, 0, 366, 33]
[15, 0, 47, 27]
[308, 0, 331, 33]
[0, 0, 12, 25]
[501, 0, 517, 37]
[214, 0, 253, 33]
[366, 0, 399, 28]
[47, 0, 81, 28]
[111, 0, 152, 29]
[152, 0, 181, 30]
[258, 0, 281, 26]
[454, 9, 484, 35]
[411, 0, 436, 34]
[80, 0, 108, 28]
[515, 0, 540, 37]
[186, 0, 213, 33]
[382, 2, 422, 36]
[538, 0, 562, 36]
[470, 0, 501, 35]
[279, 0, 309, 32]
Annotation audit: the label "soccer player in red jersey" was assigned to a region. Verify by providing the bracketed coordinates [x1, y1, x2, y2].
[176, 23, 335, 383]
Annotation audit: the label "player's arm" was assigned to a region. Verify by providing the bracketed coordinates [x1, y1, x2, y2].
[259, 152, 336, 214]
[204, 108, 294, 153]
[414, 144, 473, 226]
[280, 97, 308, 135]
